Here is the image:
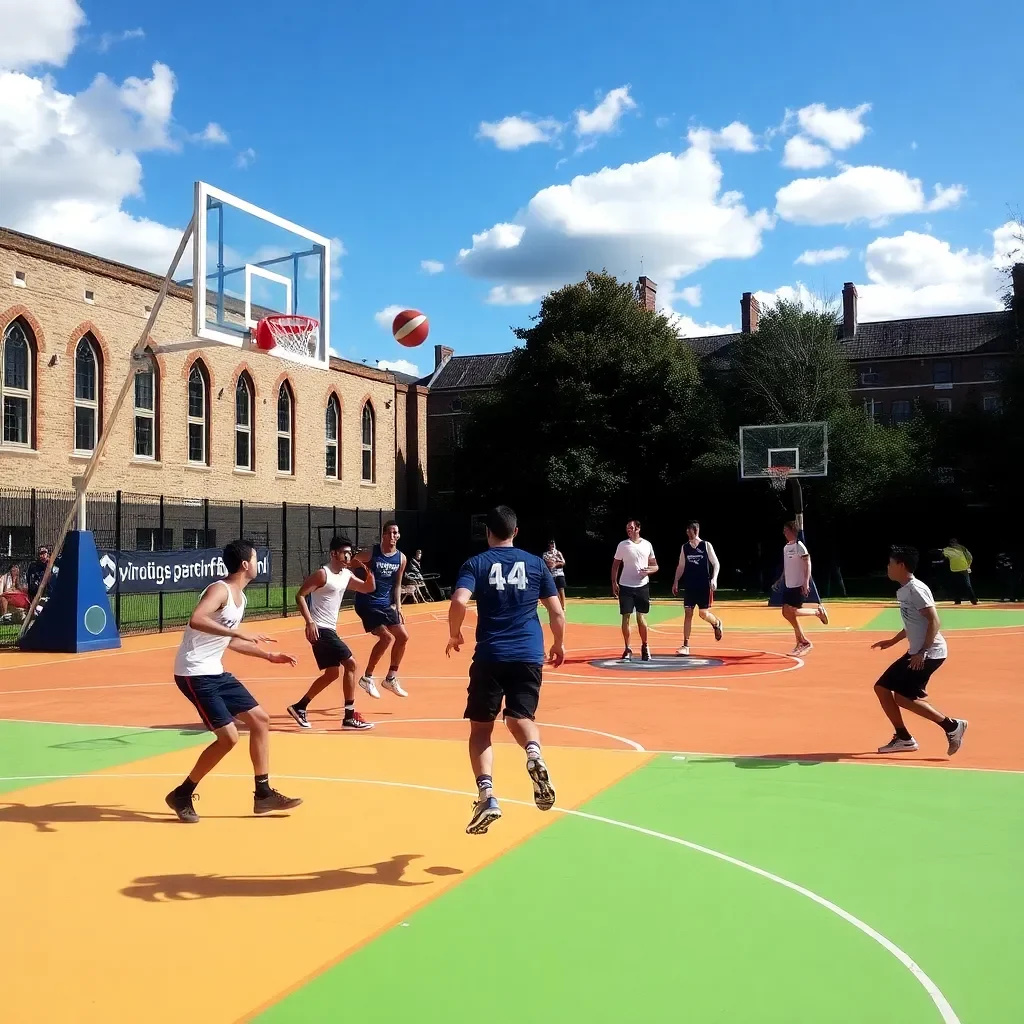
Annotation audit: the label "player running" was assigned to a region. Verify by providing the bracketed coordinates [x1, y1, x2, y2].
[671, 520, 724, 655]
[165, 539, 302, 823]
[774, 521, 828, 655]
[355, 520, 410, 699]
[446, 505, 566, 836]
[286, 535, 377, 731]
[871, 546, 967, 756]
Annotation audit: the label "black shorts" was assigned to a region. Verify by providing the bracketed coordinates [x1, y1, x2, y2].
[782, 586, 806, 608]
[175, 672, 258, 731]
[683, 584, 713, 610]
[357, 606, 401, 633]
[310, 627, 353, 669]
[464, 661, 543, 722]
[875, 654, 946, 700]
[553, 574, 566, 591]
[618, 584, 651, 615]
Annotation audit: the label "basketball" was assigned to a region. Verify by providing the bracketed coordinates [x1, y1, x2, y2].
[392, 309, 429, 348]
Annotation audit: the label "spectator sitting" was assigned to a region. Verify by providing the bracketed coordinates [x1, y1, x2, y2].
[406, 549, 425, 585]
[1, 564, 29, 622]
[996, 552, 1017, 603]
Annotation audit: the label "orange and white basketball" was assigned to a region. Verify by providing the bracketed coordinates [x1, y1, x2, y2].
[392, 309, 429, 348]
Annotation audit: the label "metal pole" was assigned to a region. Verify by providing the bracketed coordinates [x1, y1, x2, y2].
[114, 490, 122, 629]
[29, 488, 36, 556]
[281, 502, 288, 618]
[19, 215, 196, 639]
[239, 499, 244, 537]
[307, 503, 312, 578]
[158, 494, 165, 633]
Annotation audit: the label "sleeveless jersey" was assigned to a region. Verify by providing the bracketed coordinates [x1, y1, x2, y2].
[308, 565, 354, 630]
[354, 544, 402, 610]
[173, 581, 246, 676]
[682, 540, 711, 587]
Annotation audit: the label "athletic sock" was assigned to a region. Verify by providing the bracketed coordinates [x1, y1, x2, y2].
[475, 774, 493, 796]
[293, 696, 310, 712]
[386, 665, 398, 679]
[895, 727, 912, 741]
[344, 701, 355, 717]
[525, 741, 542, 761]
[254, 774, 273, 798]
[180, 777, 198, 797]
[939, 718, 958, 733]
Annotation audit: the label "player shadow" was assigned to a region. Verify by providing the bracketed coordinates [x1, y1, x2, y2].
[49, 728, 203, 751]
[120, 854, 464, 902]
[689, 754, 948, 770]
[0, 800, 291, 832]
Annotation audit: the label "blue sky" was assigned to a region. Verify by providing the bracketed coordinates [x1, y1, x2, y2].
[2, 0, 1021, 377]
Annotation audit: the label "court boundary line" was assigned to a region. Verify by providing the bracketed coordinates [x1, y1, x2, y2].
[0, 769, 960, 1024]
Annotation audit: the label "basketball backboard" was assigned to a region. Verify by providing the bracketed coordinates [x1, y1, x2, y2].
[738, 421, 828, 480]
[177, 182, 330, 369]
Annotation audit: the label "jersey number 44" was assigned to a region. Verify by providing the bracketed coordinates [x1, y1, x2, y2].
[489, 562, 527, 590]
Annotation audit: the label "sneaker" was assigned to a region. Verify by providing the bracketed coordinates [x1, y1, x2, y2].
[342, 711, 374, 731]
[792, 641, 813, 656]
[526, 757, 556, 811]
[620, 647, 632, 662]
[359, 675, 381, 699]
[641, 646, 652, 662]
[677, 645, 690, 656]
[254, 789, 303, 815]
[817, 606, 830, 625]
[382, 675, 409, 697]
[877, 735, 919, 754]
[165, 786, 199, 823]
[286, 704, 311, 729]
[713, 620, 723, 642]
[466, 796, 501, 835]
[946, 719, 968, 756]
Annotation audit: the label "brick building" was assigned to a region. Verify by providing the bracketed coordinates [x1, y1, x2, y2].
[0, 228, 428, 517]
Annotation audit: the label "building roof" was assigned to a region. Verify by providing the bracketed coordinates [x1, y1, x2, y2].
[424, 352, 514, 390]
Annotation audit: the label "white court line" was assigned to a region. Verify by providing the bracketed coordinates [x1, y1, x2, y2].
[0, 769, 960, 1024]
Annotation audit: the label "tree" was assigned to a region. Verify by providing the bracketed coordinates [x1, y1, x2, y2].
[998, 205, 1023, 312]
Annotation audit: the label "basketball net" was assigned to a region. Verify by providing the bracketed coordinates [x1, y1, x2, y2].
[254, 315, 320, 359]
[765, 466, 792, 493]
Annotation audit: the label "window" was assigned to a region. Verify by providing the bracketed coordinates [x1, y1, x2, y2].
[277, 382, 294, 474]
[983, 395, 1003, 413]
[183, 528, 216, 549]
[891, 400, 912, 424]
[452, 419, 465, 446]
[133, 353, 158, 459]
[187, 362, 210, 464]
[933, 361, 952, 388]
[73, 336, 101, 453]
[451, 398, 463, 412]
[13, 270, 26, 287]
[325, 394, 340, 478]
[934, 398, 952, 413]
[135, 528, 173, 551]
[84, 290, 95, 304]
[983, 358, 1001, 381]
[1, 319, 33, 447]
[234, 374, 254, 470]
[361, 402, 375, 482]
[863, 398, 883, 423]
[858, 366, 879, 386]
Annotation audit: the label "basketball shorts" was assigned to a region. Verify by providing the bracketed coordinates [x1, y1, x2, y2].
[875, 654, 945, 700]
[682, 584, 712, 610]
[553, 574, 566, 591]
[174, 672, 258, 731]
[465, 661, 543, 722]
[782, 586, 806, 608]
[357, 606, 401, 633]
[310, 627, 353, 669]
[618, 584, 651, 615]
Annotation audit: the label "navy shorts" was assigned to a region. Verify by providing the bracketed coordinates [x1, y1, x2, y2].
[782, 586, 806, 608]
[618, 584, 651, 615]
[683, 584, 713, 609]
[357, 605, 401, 633]
[175, 672, 258, 731]
[465, 661, 543, 722]
[876, 654, 946, 700]
[311, 627, 353, 669]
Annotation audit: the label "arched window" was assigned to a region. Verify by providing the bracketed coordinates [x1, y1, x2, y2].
[73, 335, 102, 453]
[360, 401, 375, 483]
[187, 361, 210, 464]
[234, 373, 254, 470]
[325, 394, 341, 478]
[276, 382, 294, 474]
[1, 319, 33, 447]
[133, 350, 159, 460]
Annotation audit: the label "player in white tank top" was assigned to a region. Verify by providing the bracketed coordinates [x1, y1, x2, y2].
[287, 535, 378, 730]
[165, 540, 303, 823]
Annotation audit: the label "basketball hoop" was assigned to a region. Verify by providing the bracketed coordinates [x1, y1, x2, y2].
[254, 315, 320, 359]
[765, 466, 792, 492]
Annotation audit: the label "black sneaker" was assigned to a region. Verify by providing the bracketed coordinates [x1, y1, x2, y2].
[165, 786, 199, 823]
[254, 788, 303, 815]
[342, 711, 374, 731]
[621, 647, 632, 662]
[641, 645, 652, 662]
[286, 704, 311, 729]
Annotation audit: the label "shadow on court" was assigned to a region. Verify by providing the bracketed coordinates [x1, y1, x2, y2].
[0, 801, 295, 832]
[687, 754, 948, 769]
[120, 855, 464, 902]
[49, 729, 203, 751]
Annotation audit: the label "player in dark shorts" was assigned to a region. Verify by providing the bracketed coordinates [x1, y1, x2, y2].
[286, 535, 378, 731]
[871, 546, 967, 756]
[611, 520, 658, 661]
[670, 521, 724, 655]
[354, 521, 410, 699]
[543, 540, 567, 608]
[446, 505, 566, 835]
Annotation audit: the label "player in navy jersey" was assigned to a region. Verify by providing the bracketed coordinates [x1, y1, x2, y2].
[354, 521, 410, 699]
[446, 505, 566, 835]
[671, 521, 724, 655]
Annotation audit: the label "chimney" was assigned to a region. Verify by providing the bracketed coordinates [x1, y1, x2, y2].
[741, 292, 760, 334]
[637, 276, 657, 312]
[434, 344, 454, 370]
[842, 282, 858, 339]
[1013, 263, 1024, 346]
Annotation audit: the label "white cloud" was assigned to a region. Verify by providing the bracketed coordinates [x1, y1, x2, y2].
[796, 102, 871, 150]
[776, 166, 966, 226]
[677, 285, 702, 307]
[655, 116, 671, 129]
[477, 115, 562, 150]
[97, 28, 145, 54]
[195, 121, 228, 144]
[235, 146, 256, 168]
[420, 259, 444, 275]
[378, 358, 420, 377]
[575, 85, 636, 137]
[782, 135, 832, 169]
[0, 0, 85, 70]
[795, 246, 850, 265]
[667, 313, 734, 338]
[374, 305, 405, 329]
[688, 121, 758, 153]
[458, 140, 773, 307]
[753, 282, 820, 311]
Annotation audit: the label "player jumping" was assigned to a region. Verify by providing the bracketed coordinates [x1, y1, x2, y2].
[775, 521, 828, 655]
[446, 505, 566, 835]
[671, 520, 723, 655]
[286, 535, 377, 731]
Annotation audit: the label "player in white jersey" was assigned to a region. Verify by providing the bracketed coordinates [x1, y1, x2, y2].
[773, 520, 829, 655]
[286, 535, 378, 730]
[165, 539, 303, 823]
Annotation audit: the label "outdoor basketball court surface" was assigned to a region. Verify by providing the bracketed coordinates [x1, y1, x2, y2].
[2, 598, 1021, 1023]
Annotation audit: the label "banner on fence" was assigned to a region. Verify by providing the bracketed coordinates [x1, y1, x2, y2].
[96, 547, 272, 594]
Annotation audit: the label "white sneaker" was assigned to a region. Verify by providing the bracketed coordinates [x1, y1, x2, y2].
[359, 675, 381, 699]
[382, 675, 408, 698]
[676, 645, 690, 656]
[792, 641, 813, 655]
[946, 719, 968, 756]
[817, 606, 829, 625]
[878, 735, 919, 753]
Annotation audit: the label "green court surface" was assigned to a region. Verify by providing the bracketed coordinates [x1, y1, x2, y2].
[863, 606, 1024, 632]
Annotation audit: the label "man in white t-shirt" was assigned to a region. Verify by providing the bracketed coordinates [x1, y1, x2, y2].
[870, 545, 967, 756]
[611, 519, 658, 661]
[773, 521, 828, 655]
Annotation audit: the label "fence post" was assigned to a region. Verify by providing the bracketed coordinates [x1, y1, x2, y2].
[355, 507, 360, 550]
[239, 499, 244, 537]
[281, 502, 288, 617]
[114, 490, 122, 629]
[306, 503, 312, 579]
[332, 505, 336, 534]
[158, 494, 165, 633]
[203, 498, 209, 546]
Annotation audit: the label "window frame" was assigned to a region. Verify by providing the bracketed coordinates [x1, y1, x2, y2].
[132, 351, 159, 460]
[73, 335, 102, 455]
[325, 393, 341, 479]
[234, 372, 255, 471]
[276, 381, 294, 475]
[186, 361, 211, 466]
[1, 318, 34, 449]
[360, 401, 376, 483]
